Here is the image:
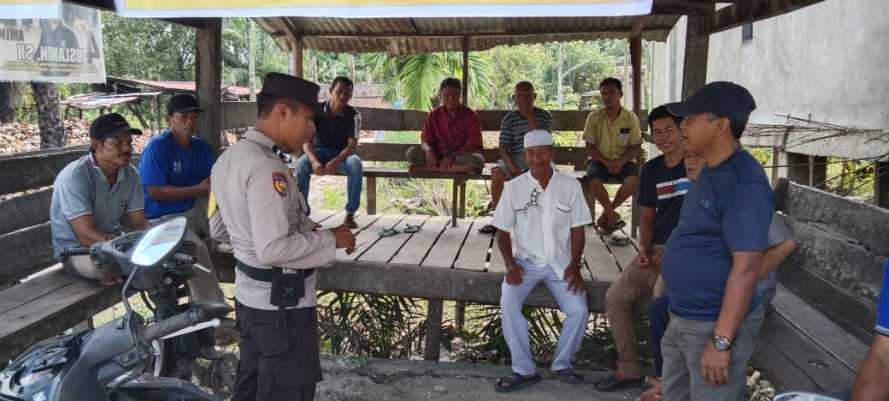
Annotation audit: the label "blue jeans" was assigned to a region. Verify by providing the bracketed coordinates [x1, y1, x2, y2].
[649, 295, 670, 377]
[295, 148, 363, 214]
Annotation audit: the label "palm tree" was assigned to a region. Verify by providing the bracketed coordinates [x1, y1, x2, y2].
[31, 82, 65, 149]
[366, 52, 494, 111]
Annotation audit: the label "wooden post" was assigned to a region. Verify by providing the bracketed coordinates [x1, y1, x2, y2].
[770, 147, 780, 187]
[458, 180, 466, 219]
[154, 95, 163, 136]
[424, 298, 444, 361]
[875, 161, 889, 209]
[811, 155, 827, 190]
[196, 19, 223, 154]
[682, 15, 711, 99]
[454, 302, 465, 332]
[630, 36, 642, 238]
[366, 176, 377, 215]
[289, 37, 304, 78]
[461, 36, 469, 105]
[783, 151, 812, 186]
[450, 179, 458, 227]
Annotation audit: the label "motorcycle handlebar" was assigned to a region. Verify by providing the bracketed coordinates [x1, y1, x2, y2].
[141, 308, 206, 343]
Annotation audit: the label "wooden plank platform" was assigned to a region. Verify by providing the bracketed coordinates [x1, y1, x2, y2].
[298, 211, 628, 312]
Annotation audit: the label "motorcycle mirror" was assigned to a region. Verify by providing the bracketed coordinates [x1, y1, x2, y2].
[130, 217, 188, 267]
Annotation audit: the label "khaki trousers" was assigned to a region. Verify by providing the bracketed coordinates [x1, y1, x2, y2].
[604, 245, 663, 378]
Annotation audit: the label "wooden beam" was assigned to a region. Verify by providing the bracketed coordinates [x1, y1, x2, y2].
[424, 299, 443, 361]
[703, 0, 827, 35]
[0, 223, 55, 287]
[0, 188, 52, 235]
[782, 180, 889, 256]
[782, 151, 812, 187]
[196, 19, 223, 153]
[681, 12, 711, 99]
[0, 147, 86, 197]
[290, 37, 304, 78]
[221, 102, 648, 133]
[354, 144, 588, 170]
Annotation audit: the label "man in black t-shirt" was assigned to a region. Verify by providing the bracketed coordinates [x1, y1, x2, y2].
[295, 76, 363, 228]
[596, 105, 689, 391]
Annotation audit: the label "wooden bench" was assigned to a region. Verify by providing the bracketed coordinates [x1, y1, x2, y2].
[749, 178, 888, 392]
[0, 147, 126, 364]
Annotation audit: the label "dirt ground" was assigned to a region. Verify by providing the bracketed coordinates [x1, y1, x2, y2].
[317, 356, 640, 401]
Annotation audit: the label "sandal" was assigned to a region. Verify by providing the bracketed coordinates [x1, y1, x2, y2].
[403, 224, 422, 234]
[378, 228, 399, 237]
[609, 235, 631, 247]
[594, 373, 645, 392]
[494, 373, 542, 393]
[554, 369, 585, 385]
[477, 224, 497, 234]
[597, 220, 627, 236]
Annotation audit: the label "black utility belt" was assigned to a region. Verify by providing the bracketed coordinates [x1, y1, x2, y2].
[236, 260, 316, 309]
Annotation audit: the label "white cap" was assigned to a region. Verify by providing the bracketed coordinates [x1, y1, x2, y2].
[523, 129, 553, 149]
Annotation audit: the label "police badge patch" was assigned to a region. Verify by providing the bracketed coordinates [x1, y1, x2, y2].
[272, 172, 288, 196]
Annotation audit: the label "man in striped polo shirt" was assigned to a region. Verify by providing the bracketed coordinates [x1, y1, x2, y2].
[479, 81, 552, 234]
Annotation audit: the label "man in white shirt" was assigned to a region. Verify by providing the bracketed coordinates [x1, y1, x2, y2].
[492, 129, 593, 392]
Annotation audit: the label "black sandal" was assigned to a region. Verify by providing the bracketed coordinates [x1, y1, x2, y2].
[597, 220, 627, 236]
[594, 373, 645, 392]
[494, 373, 542, 393]
[477, 224, 497, 234]
[554, 369, 585, 385]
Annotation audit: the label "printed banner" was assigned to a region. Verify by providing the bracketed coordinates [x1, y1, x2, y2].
[0, 0, 60, 19]
[0, 3, 105, 83]
[114, 0, 652, 18]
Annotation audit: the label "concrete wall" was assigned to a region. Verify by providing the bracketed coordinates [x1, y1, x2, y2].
[652, 0, 889, 130]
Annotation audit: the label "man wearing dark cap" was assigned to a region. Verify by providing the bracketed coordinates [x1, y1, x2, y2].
[50, 113, 148, 285]
[211, 72, 355, 401]
[659, 81, 773, 401]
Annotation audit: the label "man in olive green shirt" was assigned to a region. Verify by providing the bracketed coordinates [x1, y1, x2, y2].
[583, 77, 642, 235]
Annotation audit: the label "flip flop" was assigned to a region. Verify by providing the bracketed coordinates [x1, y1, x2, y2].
[494, 373, 542, 393]
[477, 224, 497, 234]
[554, 369, 585, 385]
[597, 220, 627, 236]
[378, 228, 399, 237]
[403, 224, 422, 234]
[609, 235, 631, 247]
[594, 373, 645, 392]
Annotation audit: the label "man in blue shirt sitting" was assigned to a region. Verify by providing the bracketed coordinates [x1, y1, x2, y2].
[139, 93, 225, 306]
[660, 82, 773, 401]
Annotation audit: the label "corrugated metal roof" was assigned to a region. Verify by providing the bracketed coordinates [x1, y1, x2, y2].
[257, 15, 680, 55]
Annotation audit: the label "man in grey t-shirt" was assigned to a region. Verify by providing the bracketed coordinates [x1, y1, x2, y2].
[50, 113, 148, 285]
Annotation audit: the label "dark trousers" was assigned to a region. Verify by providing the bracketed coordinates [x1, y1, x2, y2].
[231, 303, 322, 401]
[648, 295, 670, 377]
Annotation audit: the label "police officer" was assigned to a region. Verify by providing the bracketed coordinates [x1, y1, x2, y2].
[212, 72, 355, 401]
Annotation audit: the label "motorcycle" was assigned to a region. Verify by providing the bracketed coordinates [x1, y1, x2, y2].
[0, 216, 233, 401]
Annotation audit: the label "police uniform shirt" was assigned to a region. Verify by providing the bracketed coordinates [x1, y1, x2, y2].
[211, 129, 336, 311]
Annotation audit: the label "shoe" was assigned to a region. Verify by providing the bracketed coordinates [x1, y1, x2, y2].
[344, 213, 358, 229]
[477, 224, 497, 234]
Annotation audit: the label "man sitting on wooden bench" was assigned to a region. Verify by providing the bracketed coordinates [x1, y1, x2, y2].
[50, 113, 148, 286]
[405, 78, 484, 175]
[295, 76, 363, 229]
[492, 130, 592, 392]
[583, 77, 642, 235]
[478, 81, 552, 234]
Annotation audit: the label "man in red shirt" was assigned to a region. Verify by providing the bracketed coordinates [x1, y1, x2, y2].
[406, 78, 484, 174]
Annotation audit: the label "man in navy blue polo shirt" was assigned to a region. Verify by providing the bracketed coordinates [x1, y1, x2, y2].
[296, 76, 363, 229]
[660, 82, 773, 401]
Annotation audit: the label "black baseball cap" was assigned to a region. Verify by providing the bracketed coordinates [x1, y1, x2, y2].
[665, 81, 756, 124]
[89, 113, 142, 140]
[166, 93, 203, 115]
[259, 72, 321, 113]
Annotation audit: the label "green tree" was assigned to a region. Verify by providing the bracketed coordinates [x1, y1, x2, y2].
[102, 12, 196, 81]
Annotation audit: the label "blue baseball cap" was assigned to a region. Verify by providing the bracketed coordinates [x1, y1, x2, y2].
[665, 81, 756, 126]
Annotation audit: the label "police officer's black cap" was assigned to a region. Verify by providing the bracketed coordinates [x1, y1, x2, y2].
[665, 81, 757, 125]
[260, 72, 321, 113]
[166, 93, 203, 115]
[89, 113, 142, 140]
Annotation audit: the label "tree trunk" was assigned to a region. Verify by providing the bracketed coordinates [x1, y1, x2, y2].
[0, 82, 15, 123]
[247, 20, 256, 101]
[31, 82, 66, 149]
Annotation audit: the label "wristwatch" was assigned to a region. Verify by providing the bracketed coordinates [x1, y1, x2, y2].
[712, 335, 732, 352]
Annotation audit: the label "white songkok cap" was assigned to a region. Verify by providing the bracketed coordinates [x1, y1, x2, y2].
[523, 129, 553, 149]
